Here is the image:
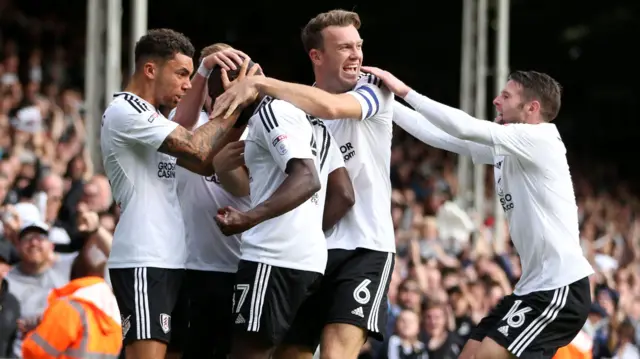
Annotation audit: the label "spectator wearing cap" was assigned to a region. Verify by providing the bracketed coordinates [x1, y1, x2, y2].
[5, 218, 73, 357]
[0, 240, 20, 358]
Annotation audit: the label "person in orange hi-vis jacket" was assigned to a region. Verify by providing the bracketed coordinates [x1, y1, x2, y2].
[22, 237, 122, 359]
[553, 329, 593, 359]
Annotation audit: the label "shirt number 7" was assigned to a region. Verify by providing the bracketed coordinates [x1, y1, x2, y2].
[233, 284, 251, 313]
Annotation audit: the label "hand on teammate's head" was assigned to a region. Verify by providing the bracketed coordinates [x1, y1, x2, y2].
[212, 71, 261, 120]
[203, 48, 249, 71]
[220, 57, 262, 91]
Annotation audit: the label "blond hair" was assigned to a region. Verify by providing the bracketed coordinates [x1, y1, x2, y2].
[301, 10, 361, 53]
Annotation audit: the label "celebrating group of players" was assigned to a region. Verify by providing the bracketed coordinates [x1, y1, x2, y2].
[101, 8, 595, 359]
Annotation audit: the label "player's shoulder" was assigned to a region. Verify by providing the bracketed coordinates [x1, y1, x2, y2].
[357, 72, 384, 89]
[104, 93, 156, 122]
[250, 96, 307, 130]
[508, 123, 562, 142]
[261, 96, 306, 117]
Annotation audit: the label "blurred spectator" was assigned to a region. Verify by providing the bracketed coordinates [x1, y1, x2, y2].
[419, 301, 463, 359]
[377, 309, 428, 359]
[0, 240, 20, 358]
[5, 218, 73, 357]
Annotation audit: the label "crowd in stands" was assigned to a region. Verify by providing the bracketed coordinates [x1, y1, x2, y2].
[1, 4, 639, 359]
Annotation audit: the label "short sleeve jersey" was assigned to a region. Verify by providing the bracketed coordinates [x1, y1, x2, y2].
[241, 97, 342, 274]
[100, 92, 185, 269]
[322, 74, 396, 252]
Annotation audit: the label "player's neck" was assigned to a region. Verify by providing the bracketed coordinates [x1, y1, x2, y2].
[313, 71, 343, 94]
[523, 114, 545, 125]
[125, 74, 158, 108]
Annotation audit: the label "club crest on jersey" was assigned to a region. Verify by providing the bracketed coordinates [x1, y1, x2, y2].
[160, 313, 171, 333]
[272, 134, 288, 155]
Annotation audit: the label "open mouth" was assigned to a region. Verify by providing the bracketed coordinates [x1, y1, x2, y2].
[343, 65, 358, 75]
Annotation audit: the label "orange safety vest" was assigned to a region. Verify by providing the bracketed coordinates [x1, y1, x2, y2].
[553, 329, 593, 359]
[22, 276, 122, 359]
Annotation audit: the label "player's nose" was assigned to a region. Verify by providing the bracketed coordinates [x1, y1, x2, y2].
[183, 78, 192, 91]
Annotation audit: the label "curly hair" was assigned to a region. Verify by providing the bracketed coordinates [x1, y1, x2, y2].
[134, 28, 195, 68]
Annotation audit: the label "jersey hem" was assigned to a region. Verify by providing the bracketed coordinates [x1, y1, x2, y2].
[240, 254, 325, 274]
[326, 243, 396, 253]
[513, 271, 594, 296]
[184, 264, 238, 272]
[106, 261, 186, 269]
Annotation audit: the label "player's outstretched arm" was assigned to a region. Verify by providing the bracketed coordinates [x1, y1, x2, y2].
[211, 75, 391, 121]
[393, 100, 474, 156]
[363, 66, 501, 146]
[159, 109, 242, 176]
[322, 167, 355, 231]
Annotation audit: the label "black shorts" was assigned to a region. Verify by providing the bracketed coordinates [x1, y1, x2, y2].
[109, 267, 187, 349]
[283, 248, 395, 349]
[232, 260, 321, 347]
[469, 276, 591, 358]
[183, 269, 236, 359]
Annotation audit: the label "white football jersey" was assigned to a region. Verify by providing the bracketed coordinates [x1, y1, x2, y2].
[169, 109, 251, 272]
[101, 92, 185, 269]
[242, 97, 343, 274]
[322, 73, 396, 253]
[404, 90, 594, 294]
[470, 123, 593, 294]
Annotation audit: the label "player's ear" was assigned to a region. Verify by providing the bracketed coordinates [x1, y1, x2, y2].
[309, 49, 322, 66]
[143, 61, 157, 80]
[529, 100, 541, 115]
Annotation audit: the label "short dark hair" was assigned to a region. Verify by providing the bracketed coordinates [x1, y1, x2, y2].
[301, 10, 361, 54]
[134, 28, 195, 69]
[508, 70, 562, 122]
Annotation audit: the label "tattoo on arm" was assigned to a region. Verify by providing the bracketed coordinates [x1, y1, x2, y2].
[158, 110, 241, 167]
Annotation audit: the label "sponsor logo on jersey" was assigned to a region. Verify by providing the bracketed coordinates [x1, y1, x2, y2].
[271, 134, 289, 155]
[272, 134, 287, 146]
[147, 112, 159, 123]
[340, 142, 356, 162]
[272, 134, 289, 155]
[204, 174, 221, 184]
[158, 161, 176, 178]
